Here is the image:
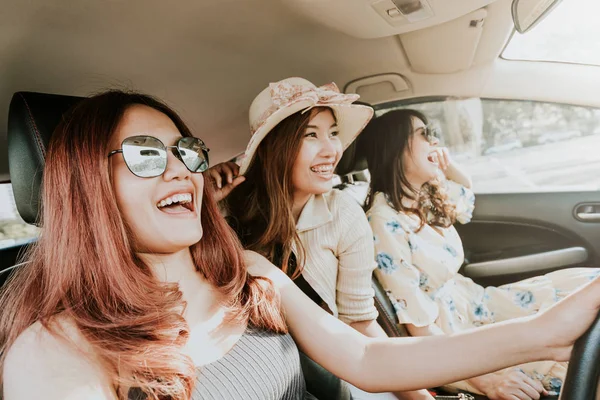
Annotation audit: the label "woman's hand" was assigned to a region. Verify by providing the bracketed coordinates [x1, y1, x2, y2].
[533, 275, 600, 361]
[470, 369, 547, 400]
[428, 147, 451, 171]
[429, 147, 472, 189]
[205, 161, 246, 202]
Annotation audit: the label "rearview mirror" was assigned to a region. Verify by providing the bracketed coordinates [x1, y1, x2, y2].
[512, 0, 563, 33]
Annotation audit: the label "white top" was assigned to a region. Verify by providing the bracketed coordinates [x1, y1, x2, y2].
[296, 189, 378, 324]
[366, 181, 475, 329]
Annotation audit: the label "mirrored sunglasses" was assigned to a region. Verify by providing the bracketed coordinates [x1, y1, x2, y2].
[108, 135, 210, 178]
[422, 126, 440, 144]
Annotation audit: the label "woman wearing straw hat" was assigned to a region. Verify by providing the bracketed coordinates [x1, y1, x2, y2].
[208, 77, 433, 400]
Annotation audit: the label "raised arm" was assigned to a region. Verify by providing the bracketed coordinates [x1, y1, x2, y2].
[430, 147, 472, 189]
[247, 251, 600, 393]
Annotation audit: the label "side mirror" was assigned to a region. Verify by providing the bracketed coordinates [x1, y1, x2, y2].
[511, 0, 564, 33]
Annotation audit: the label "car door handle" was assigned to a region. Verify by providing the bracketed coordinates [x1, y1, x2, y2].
[576, 212, 600, 221]
[574, 203, 600, 222]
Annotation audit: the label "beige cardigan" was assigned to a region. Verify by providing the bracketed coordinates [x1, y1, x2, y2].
[295, 189, 378, 324]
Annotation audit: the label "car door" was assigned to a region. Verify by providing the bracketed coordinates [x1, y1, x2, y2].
[457, 191, 600, 286]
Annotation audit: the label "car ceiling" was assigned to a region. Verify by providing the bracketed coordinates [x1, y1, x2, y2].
[1, 0, 600, 182]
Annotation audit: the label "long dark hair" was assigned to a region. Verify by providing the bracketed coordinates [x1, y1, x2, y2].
[362, 109, 456, 230]
[0, 90, 286, 400]
[225, 107, 334, 278]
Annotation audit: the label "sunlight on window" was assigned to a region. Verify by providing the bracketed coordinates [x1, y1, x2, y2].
[503, 0, 600, 66]
[0, 184, 39, 249]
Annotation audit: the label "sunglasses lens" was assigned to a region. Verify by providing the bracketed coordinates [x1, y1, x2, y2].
[121, 136, 167, 178]
[425, 127, 438, 143]
[178, 137, 209, 173]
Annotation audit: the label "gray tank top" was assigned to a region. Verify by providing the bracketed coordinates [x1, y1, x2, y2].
[128, 328, 317, 400]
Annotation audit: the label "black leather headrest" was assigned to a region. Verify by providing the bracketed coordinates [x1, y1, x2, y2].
[335, 140, 367, 177]
[335, 101, 371, 177]
[8, 92, 83, 225]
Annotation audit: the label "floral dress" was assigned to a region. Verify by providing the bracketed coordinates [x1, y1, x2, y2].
[366, 179, 600, 395]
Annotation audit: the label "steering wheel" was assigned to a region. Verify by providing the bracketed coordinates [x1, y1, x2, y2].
[560, 312, 600, 399]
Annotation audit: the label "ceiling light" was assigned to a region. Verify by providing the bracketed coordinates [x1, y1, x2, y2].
[390, 0, 434, 22]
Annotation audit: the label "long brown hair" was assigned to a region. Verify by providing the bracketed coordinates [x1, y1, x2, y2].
[362, 109, 456, 230]
[0, 90, 286, 400]
[225, 107, 333, 278]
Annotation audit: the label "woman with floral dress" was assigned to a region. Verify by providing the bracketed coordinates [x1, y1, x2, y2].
[361, 109, 600, 400]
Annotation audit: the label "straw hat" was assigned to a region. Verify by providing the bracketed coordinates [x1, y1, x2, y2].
[239, 77, 373, 175]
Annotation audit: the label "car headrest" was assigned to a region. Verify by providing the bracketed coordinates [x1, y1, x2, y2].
[335, 101, 371, 178]
[8, 92, 83, 225]
[335, 140, 368, 177]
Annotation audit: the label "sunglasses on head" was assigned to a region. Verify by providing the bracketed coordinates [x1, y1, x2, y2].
[108, 135, 210, 178]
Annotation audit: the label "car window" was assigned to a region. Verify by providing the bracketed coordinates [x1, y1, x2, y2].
[503, 0, 600, 66]
[0, 183, 39, 250]
[376, 98, 600, 193]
